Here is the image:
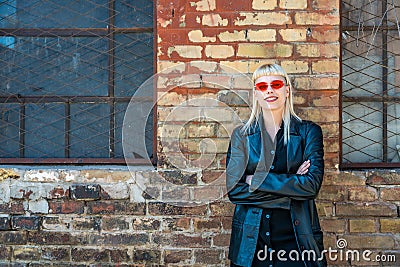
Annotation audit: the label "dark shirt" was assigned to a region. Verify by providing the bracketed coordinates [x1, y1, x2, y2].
[252, 123, 303, 267]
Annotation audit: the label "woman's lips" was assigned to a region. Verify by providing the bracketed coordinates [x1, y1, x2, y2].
[265, 96, 278, 102]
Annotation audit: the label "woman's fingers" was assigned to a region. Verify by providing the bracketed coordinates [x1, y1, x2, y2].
[296, 160, 310, 174]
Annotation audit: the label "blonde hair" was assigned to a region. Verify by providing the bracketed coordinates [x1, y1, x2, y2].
[241, 63, 301, 144]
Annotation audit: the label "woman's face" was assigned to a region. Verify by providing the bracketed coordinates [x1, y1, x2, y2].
[253, 75, 289, 111]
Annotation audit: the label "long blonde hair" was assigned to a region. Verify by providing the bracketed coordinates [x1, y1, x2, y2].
[241, 63, 301, 144]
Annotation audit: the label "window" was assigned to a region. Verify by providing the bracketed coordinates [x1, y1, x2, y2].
[0, 0, 154, 164]
[341, 0, 400, 168]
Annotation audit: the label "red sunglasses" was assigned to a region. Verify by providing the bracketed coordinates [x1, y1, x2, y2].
[255, 80, 286, 91]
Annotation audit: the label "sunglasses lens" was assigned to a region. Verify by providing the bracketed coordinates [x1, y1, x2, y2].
[255, 82, 268, 91]
[255, 80, 285, 91]
[270, 80, 284, 89]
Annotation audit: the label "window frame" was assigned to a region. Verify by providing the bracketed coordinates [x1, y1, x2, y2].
[340, 0, 400, 169]
[0, 0, 157, 165]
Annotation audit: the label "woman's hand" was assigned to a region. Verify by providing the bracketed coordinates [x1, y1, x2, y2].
[245, 175, 253, 185]
[296, 160, 310, 175]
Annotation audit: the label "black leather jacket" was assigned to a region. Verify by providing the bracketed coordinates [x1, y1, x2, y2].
[226, 115, 327, 267]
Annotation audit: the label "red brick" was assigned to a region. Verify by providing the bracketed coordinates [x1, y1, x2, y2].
[0, 201, 25, 215]
[71, 248, 109, 262]
[11, 216, 40, 230]
[131, 249, 161, 263]
[164, 250, 192, 264]
[48, 200, 84, 214]
[86, 201, 126, 215]
[148, 202, 207, 216]
[194, 249, 223, 264]
[153, 233, 211, 247]
[28, 232, 78, 245]
[0, 245, 11, 260]
[41, 247, 70, 261]
[193, 217, 221, 231]
[213, 233, 231, 246]
[0, 232, 27, 245]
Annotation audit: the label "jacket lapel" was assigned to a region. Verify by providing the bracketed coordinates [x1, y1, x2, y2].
[247, 116, 304, 191]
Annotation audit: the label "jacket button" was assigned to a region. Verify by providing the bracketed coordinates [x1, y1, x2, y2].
[270, 165, 274, 170]
[265, 214, 270, 219]
[294, 220, 300, 226]
[270, 150, 275, 155]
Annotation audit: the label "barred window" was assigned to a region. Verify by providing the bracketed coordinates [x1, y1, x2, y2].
[341, 0, 400, 168]
[0, 0, 154, 164]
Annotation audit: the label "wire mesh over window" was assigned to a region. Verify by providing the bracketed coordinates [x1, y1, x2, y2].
[341, 0, 400, 168]
[0, 0, 154, 164]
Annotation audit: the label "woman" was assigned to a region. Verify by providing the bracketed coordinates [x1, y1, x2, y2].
[226, 64, 327, 267]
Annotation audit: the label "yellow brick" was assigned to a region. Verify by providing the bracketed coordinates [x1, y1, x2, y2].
[312, 0, 340, 10]
[157, 61, 186, 73]
[297, 108, 339, 123]
[167, 45, 203, 59]
[205, 45, 234, 58]
[295, 12, 340, 25]
[192, 0, 216, 11]
[319, 44, 340, 58]
[279, 28, 307, 41]
[247, 29, 276, 42]
[157, 92, 187, 106]
[237, 44, 273, 58]
[248, 60, 277, 72]
[312, 60, 340, 74]
[275, 44, 293, 57]
[220, 61, 249, 73]
[190, 61, 218, 73]
[232, 75, 253, 89]
[349, 219, 376, 233]
[188, 30, 216, 43]
[237, 44, 292, 58]
[202, 14, 228, 26]
[158, 124, 186, 138]
[296, 44, 321, 57]
[183, 138, 230, 153]
[187, 123, 216, 138]
[252, 0, 277, 10]
[280, 0, 307, 9]
[312, 94, 339, 107]
[293, 95, 306, 105]
[218, 30, 246, 42]
[380, 219, 400, 233]
[281, 60, 309, 73]
[235, 12, 291, 26]
[312, 28, 340, 42]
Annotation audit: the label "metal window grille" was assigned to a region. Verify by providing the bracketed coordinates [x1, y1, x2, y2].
[341, 0, 400, 168]
[0, 0, 155, 164]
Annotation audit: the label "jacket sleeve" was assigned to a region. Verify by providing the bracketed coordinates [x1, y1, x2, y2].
[226, 126, 291, 207]
[255, 122, 324, 200]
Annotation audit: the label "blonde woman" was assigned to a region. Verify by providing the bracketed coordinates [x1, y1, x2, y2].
[226, 64, 326, 267]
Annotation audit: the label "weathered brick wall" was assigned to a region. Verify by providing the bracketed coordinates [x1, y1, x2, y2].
[0, 0, 399, 266]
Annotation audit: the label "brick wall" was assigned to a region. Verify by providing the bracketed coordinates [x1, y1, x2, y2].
[0, 0, 399, 266]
